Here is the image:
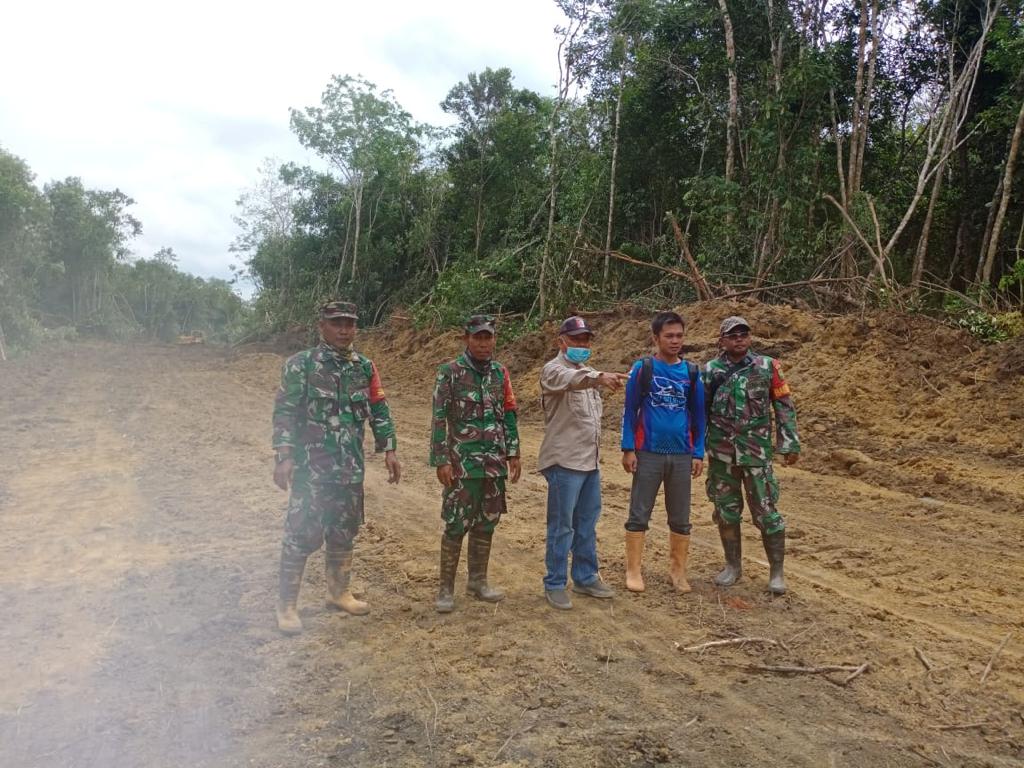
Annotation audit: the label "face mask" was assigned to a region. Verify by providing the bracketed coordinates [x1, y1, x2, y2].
[565, 346, 592, 364]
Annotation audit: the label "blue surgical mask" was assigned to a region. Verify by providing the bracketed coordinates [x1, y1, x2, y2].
[565, 347, 592, 364]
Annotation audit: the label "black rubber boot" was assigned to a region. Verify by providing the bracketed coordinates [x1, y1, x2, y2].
[713, 523, 743, 587]
[763, 530, 787, 594]
[436, 533, 463, 613]
[276, 548, 308, 635]
[465, 528, 504, 602]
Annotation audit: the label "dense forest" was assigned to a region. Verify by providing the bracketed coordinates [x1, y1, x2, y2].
[234, 0, 1023, 336]
[0, 150, 247, 357]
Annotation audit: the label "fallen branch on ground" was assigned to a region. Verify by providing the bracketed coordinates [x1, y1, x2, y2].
[718, 276, 865, 300]
[684, 637, 783, 653]
[493, 707, 538, 760]
[494, 721, 537, 760]
[929, 721, 997, 731]
[745, 663, 867, 676]
[843, 662, 870, 685]
[980, 632, 1012, 684]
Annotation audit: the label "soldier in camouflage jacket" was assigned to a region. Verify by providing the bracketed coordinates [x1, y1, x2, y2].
[429, 315, 521, 613]
[703, 316, 800, 594]
[271, 301, 401, 634]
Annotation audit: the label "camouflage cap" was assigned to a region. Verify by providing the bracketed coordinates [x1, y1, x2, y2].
[321, 301, 358, 320]
[719, 315, 750, 336]
[464, 314, 497, 335]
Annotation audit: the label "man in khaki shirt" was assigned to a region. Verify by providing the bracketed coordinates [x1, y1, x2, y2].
[538, 316, 627, 609]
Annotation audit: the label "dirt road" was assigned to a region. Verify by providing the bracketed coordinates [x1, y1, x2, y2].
[1, 340, 1022, 767]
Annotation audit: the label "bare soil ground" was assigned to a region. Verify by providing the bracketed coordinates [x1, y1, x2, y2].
[1, 301, 1022, 767]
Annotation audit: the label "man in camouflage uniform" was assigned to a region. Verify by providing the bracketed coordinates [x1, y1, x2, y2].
[429, 314, 521, 613]
[272, 301, 401, 634]
[703, 316, 799, 594]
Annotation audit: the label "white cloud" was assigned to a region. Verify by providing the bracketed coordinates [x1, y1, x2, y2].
[0, 0, 567, 294]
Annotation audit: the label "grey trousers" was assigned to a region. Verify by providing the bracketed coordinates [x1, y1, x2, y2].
[625, 451, 693, 534]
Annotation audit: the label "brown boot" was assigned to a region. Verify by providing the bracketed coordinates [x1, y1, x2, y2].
[436, 533, 463, 613]
[276, 548, 307, 635]
[668, 532, 692, 593]
[624, 530, 645, 592]
[465, 528, 504, 602]
[325, 547, 370, 616]
[762, 530, 787, 595]
[713, 523, 743, 587]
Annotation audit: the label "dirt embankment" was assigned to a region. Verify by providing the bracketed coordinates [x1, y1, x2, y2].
[1, 300, 1022, 768]
[366, 299, 1024, 515]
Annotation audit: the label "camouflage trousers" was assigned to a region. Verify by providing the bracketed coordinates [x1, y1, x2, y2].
[282, 475, 365, 557]
[441, 477, 507, 538]
[706, 459, 785, 534]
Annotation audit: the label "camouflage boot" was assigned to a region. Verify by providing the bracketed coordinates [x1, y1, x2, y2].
[276, 548, 307, 635]
[466, 528, 504, 602]
[713, 523, 743, 587]
[325, 547, 370, 616]
[762, 530, 787, 595]
[436, 533, 464, 613]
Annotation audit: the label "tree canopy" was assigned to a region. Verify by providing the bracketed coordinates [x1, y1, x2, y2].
[0, 147, 248, 356]
[233, 0, 1023, 336]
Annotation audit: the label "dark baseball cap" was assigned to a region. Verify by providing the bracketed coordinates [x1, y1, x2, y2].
[465, 314, 497, 334]
[321, 301, 358, 320]
[720, 316, 750, 335]
[558, 316, 594, 337]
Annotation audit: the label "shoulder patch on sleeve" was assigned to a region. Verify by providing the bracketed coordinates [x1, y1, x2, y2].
[770, 358, 790, 398]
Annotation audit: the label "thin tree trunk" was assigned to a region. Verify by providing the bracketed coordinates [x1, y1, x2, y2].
[976, 174, 1003, 283]
[981, 98, 1024, 287]
[540, 9, 587, 317]
[718, 0, 739, 183]
[1016, 207, 1024, 258]
[946, 215, 968, 286]
[668, 212, 713, 301]
[540, 111, 560, 317]
[336, 199, 355, 293]
[603, 61, 625, 289]
[474, 188, 484, 260]
[912, 135, 952, 288]
[830, 89, 847, 207]
[351, 180, 363, 282]
[851, 0, 881, 194]
[846, 0, 870, 199]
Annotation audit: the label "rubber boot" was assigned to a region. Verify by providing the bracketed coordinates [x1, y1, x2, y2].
[276, 548, 307, 635]
[436, 533, 463, 613]
[624, 530, 645, 592]
[325, 547, 370, 615]
[713, 523, 743, 587]
[763, 530, 787, 595]
[668, 532, 692, 593]
[465, 528, 504, 602]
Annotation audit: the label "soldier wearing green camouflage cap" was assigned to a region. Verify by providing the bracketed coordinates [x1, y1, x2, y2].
[703, 316, 799, 594]
[271, 300, 402, 634]
[429, 314, 521, 613]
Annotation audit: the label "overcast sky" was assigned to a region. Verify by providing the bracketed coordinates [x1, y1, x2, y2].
[1, 0, 568, 294]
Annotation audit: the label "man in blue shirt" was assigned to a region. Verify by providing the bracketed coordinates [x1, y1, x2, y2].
[621, 311, 706, 593]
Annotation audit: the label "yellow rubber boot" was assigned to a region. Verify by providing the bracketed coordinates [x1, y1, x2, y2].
[668, 532, 692, 593]
[625, 530, 646, 592]
[325, 547, 370, 616]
